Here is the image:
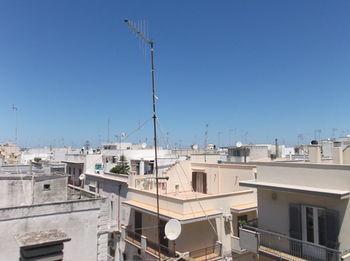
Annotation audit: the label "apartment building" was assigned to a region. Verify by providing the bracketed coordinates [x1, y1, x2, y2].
[0, 164, 108, 261]
[84, 171, 130, 261]
[239, 162, 350, 261]
[121, 160, 258, 260]
[63, 151, 103, 186]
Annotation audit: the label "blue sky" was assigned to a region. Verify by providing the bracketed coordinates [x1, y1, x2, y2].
[0, 0, 350, 148]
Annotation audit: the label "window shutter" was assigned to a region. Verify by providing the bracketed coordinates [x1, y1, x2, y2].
[203, 173, 207, 194]
[192, 172, 196, 192]
[326, 209, 340, 249]
[289, 203, 302, 240]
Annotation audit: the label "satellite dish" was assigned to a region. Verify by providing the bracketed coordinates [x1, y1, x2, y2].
[236, 141, 242, 148]
[79, 174, 86, 181]
[121, 132, 126, 138]
[191, 144, 198, 150]
[165, 219, 181, 240]
[141, 143, 147, 149]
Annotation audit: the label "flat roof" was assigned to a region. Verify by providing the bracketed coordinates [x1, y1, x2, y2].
[123, 200, 222, 224]
[85, 172, 128, 183]
[231, 202, 257, 213]
[251, 161, 350, 170]
[240, 180, 350, 199]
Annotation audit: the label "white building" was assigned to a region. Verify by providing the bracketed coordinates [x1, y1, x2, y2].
[0, 164, 108, 261]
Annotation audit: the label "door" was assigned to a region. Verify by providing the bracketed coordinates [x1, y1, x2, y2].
[301, 206, 327, 260]
[134, 211, 142, 240]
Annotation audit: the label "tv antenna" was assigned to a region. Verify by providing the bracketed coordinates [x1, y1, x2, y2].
[12, 104, 18, 144]
[125, 19, 166, 260]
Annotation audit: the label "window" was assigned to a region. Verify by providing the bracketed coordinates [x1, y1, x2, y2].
[192, 172, 207, 194]
[68, 166, 71, 174]
[89, 185, 96, 193]
[43, 184, 51, 191]
[95, 164, 102, 170]
[110, 201, 115, 220]
[79, 169, 82, 175]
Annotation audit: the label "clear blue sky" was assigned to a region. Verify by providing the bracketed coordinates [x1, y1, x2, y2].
[0, 0, 350, 148]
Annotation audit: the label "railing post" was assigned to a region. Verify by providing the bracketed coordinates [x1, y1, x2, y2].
[121, 225, 126, 240]
[141, 235, 147, 255]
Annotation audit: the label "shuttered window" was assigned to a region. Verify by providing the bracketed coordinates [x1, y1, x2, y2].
[289, 203, 302, 240]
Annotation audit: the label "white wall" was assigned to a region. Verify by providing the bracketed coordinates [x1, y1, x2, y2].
[0, 199, 104, 261]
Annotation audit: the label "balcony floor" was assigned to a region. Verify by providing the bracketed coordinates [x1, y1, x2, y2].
[259, 246, 306, 261]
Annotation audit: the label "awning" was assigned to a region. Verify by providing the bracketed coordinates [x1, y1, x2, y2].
[231, 202, 257, 214]
[240, 180, 350, 199]
[123, 200, 222, 224]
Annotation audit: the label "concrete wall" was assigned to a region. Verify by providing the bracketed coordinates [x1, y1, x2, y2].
[257, 164, 350, 191]
[343, 147, 350, 164]
[33, 176, 67, 204]
[176, 220, 218, 253]
[85, 154, 103, 174]
[0, 198, 106, 261]
[0, 178, 33, 207]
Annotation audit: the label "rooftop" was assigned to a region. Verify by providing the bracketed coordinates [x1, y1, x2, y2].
[240, 180, 350, 199]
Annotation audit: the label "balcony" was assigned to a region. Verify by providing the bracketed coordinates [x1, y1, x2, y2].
[187, 243, 222, 260]
[123, 227, 178, 259]
[239, 225, 349, 261]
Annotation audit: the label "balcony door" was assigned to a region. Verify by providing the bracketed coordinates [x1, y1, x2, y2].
[135, 211, 142, 238]
[301, 206, 326, 259]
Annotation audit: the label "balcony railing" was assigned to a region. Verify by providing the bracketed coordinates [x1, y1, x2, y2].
[188, 243, 222, 260]
[241, 225, 346, 261]
[124, 228, 178, 259]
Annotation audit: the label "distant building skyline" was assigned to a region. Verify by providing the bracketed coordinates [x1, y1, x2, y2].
[1, 1, 350, 147]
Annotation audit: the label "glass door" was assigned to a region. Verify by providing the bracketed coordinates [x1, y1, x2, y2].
[301, 206, 326, 260]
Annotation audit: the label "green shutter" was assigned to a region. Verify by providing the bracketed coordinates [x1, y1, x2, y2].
[326, 209, 340, 249]
[289, 203, 302, 240]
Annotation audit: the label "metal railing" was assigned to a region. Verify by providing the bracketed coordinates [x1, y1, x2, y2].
[146, 237, 178, 258]
[188, 243, 222, 260]
[242, 225, 343, 261]
[124, 228, 178, 258]
[125, 228, 142, 244]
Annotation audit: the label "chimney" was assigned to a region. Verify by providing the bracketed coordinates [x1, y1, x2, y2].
[333, 142, 343, 164]
[309, 145, 322, 163]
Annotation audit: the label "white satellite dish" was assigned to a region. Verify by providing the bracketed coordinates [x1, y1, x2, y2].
[191, 144, 199, 150]
[236, 141, 242, 148]
[79, 174, 86, 181]
[141, 143, 147, 149]
[165, 219, 181, 241]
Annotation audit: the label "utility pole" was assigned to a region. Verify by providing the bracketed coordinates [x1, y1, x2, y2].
[124, 19, 162, 260]
[12, 104, 18, 144]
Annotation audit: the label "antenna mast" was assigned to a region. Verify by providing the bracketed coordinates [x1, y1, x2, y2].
[12, 104, 18, 144]
[124, 19, 162, 260]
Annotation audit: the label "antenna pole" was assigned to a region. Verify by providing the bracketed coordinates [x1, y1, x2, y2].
[124, 19, 161, 260]
[107, 118, 110, 143]
[12, 104, 18, 144]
